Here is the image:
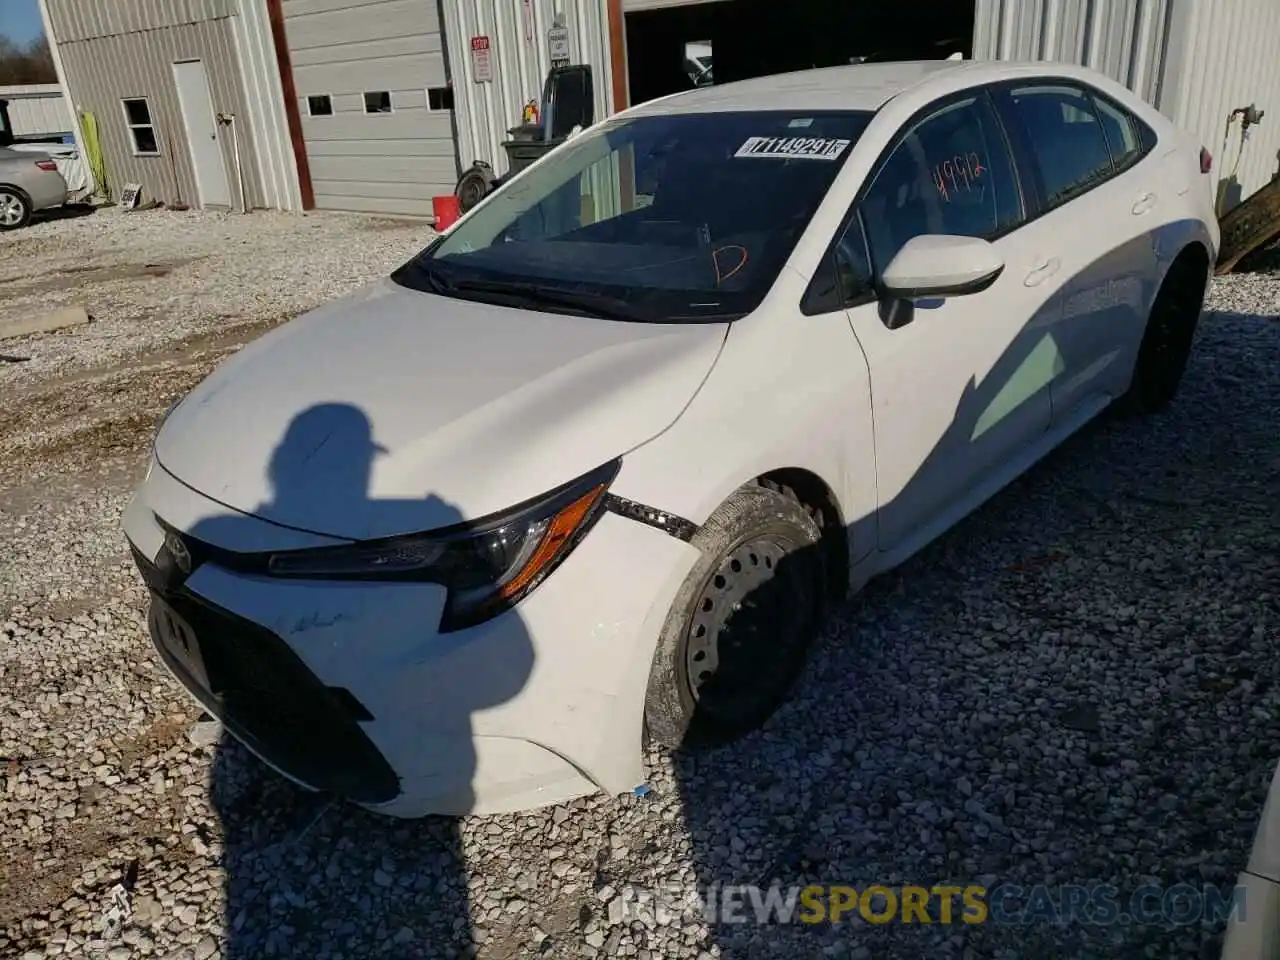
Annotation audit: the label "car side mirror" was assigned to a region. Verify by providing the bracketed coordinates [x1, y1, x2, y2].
[881, 234, 1005, 300]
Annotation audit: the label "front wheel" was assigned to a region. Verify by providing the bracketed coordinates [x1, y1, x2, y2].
[0, 188, 31, 231]
[644, 481, 827, 750]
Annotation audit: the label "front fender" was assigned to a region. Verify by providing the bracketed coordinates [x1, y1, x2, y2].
[610, 299, 876, 569]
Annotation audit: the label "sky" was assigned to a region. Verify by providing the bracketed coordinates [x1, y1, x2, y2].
[0, 0, 45, 44]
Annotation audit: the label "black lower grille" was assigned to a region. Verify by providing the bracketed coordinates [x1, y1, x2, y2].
[133, 547, 400, 804]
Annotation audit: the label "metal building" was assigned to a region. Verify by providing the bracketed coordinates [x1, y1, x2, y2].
[441, 0, 615, 183]
[41, 0, 301, 211]
[42, 0, 1280, 220]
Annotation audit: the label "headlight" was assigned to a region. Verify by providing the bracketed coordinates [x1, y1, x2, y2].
[263, 460, 620, 631]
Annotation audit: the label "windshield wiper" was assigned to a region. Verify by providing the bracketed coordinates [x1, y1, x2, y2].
[410, 259, 454, 297]
[443, 276, 646, 322]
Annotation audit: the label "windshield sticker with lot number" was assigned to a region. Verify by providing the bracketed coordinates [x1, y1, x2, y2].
[932, 152, 986, 202]
[735, 136, 851, 160]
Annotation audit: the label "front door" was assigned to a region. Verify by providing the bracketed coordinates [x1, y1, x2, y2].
[172, 59, 231, 209]
[838, 91, 1064, 553]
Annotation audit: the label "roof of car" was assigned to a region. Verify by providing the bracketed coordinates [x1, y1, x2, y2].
[626, 60, 967, 116]
[624, 59, 1108, 117]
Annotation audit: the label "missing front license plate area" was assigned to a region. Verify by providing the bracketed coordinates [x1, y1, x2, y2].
[150, 596, 211, 692]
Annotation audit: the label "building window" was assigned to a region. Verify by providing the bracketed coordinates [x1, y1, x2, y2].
[363, 91, 392, 114]
[122, 97, 159, 155]
[427, 86, 454, 111]
[307, 94, 333, 117]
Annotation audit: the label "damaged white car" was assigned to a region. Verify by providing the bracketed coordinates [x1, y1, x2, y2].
[124, 60, 1217, 817]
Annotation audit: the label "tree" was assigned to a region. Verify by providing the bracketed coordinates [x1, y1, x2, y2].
[0, 33, 57, 85]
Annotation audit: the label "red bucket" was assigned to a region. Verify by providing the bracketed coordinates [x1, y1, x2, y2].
[433, 194, 461, 231]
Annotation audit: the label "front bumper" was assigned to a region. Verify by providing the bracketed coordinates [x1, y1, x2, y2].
[124, 461, 699, 817]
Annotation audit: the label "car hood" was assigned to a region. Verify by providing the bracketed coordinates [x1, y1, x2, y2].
[155, 278, 728, 541]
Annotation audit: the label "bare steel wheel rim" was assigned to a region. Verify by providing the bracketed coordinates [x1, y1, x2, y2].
[684, 534, 814, 725]
[0, 192, 23, 227]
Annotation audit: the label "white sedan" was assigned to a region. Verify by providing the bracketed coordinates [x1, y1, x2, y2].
[123, 60, 1218, 817]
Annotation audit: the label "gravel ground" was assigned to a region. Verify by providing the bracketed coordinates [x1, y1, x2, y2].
[1, 206, 1277, 960]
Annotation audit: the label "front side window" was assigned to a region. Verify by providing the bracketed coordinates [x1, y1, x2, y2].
[859, 94, 1021, 276]
[1006, 84, 1113, 207]
[392, 110, 873, 322]
[122, 97, 158, 155]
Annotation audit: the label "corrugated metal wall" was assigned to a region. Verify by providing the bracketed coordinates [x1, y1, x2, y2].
[1158, 0, 1280, 200]
[0, 84, 75, 138]
[44, 0, 235, 42]
[48, 1, 266, 209]
[231, 0, 302, 211]
[972, 0, 1280, 200]
[442, 0, 614, 177]
[972, 0, 1170, 106]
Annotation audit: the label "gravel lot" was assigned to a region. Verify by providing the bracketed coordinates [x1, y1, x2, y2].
[1, 207, 1277, 960]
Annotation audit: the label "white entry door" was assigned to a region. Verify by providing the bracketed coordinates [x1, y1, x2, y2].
[172, 59, 231, 208]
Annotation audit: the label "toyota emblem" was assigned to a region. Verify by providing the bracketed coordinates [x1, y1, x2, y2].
[164, 531, 192, 574]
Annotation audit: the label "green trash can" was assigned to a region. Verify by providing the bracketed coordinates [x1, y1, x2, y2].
[501, 124, 566, 177]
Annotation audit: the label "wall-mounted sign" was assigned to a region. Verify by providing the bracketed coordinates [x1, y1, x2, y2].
[470, 35, 493, 83]
[548, 24, 570, 68]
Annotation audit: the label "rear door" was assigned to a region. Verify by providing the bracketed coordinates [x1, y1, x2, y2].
[994, 82, 1161, 422]
[823, 90, 1068, 553]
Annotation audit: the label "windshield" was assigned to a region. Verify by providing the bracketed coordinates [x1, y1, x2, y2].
[392, 110, 873, 322]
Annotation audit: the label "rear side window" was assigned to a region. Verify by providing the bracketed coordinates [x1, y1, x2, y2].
[1091, 93, 1142, 170]
[859, 94, 1022, 275]
[1006, 85, 1113, 207]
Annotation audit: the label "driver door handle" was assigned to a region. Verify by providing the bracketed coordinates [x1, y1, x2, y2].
[1132, 192, 1158, 215]
[1024, 257, 1061, 287]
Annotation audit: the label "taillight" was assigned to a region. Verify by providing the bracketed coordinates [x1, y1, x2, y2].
[34, 159, 58, 172]
[1199, 147, 1212, 174]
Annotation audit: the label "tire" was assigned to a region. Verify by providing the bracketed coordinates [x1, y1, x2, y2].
[643, 481, 828, 750]
[1117, 253, 1207, 416]
[0, 187, 32, 231]
[455, 164, 494, 214]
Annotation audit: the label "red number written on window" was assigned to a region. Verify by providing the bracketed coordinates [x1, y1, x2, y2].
[932, 152, 986, 202]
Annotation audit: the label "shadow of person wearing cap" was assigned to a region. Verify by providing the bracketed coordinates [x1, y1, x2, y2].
[158, 402, 537, 958]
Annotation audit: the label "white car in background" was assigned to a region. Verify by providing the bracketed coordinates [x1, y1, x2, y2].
[123, 59, 1218, 818]
[0, 146, 68, 230]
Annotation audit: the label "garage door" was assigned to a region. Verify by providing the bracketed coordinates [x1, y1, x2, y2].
[283, 0, 458, 215]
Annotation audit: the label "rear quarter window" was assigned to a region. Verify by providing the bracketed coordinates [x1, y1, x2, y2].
[1006, 84, 1114, 208]
[1090, 92, 1145, 170]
